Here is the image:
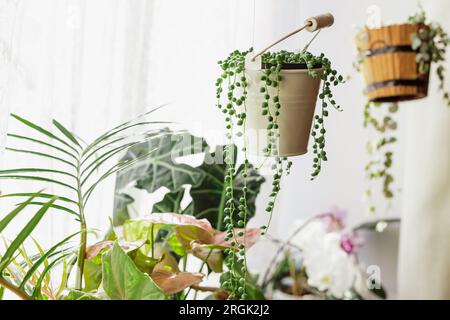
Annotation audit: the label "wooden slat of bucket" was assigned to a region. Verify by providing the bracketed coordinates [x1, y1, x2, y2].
[362, 52, 417, 83]
[368, 86, 418, 101]
[355, 23, 419, 50]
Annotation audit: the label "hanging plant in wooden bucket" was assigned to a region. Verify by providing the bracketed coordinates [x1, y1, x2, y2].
[355, 7, 450, 214]
[355, 23, 430, 103]
[214, 13, 345, 299]
[355, 9, 450, 104]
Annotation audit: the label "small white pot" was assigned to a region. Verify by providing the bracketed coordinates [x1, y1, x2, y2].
[245, 67, 322, 157]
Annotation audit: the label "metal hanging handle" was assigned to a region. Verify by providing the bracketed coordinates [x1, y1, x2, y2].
[251, 13, 335, 61]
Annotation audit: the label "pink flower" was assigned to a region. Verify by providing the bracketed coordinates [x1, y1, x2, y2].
[340, 232, 363, 255]
[322, 206, 347, 232]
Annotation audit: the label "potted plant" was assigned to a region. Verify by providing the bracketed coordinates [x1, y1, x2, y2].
[261, 207, 395, 300]
[355, 8, 450, 213]
[212, 16, 346, 297]
[0, 114, 266, 300]
[355, 8, 450, 104]
[112, 129, 267, 299]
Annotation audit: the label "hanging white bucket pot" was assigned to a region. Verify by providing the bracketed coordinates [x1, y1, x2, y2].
[246, 66, 322, 157]
[244, 13, 336, 158]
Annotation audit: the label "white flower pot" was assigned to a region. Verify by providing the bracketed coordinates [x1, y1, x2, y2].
[245, 67, 322, 157]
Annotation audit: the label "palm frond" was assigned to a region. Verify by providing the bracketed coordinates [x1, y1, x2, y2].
[11, 114, 79, 155]
[7, 134, 78, 161]
[0, 197, 58, 272]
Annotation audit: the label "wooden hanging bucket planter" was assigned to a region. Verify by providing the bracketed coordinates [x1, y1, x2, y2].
[246, 63, 322, 157]
[355, 23, 430, 103]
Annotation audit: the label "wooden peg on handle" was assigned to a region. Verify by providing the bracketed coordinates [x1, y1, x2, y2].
[304, 13, 334, 32]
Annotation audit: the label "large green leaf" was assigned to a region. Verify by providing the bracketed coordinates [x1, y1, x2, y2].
[113, 193, 134, 227]
[113, 130, 207, 225]
[83, 260, 102, 292]
[116, 130, 207, 194]
[152, 188, 193, 215]
[61, 289, 101, 300]
[101, 243, 166, 300]
[190, 145, 265, 230]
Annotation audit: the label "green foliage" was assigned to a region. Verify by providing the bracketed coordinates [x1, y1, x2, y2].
[261, 50, 344, 180]
[409, 7, 450, 106]
[113, 131, 264, 231]
[101, 243, 166, 300]
[363, 102, 398, 213]
[215, 46, 343, 299]
[357, 8, 450, 214]
[190, 145, 264, 231]
[220, 258, 265, 300]
[0, 109, 166, 294]
[83, 259, 102, 293]
[0, 196, 76, 300]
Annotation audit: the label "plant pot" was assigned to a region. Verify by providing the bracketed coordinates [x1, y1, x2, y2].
[246, 64, 323, 157]
[355, 23, 430, 103]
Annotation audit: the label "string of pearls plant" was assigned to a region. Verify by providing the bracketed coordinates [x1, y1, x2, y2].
[363, 102, 398, 214]
[215, 48, 344, 299]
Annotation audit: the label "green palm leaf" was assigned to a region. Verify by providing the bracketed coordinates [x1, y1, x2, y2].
[0, 193, 40, 233]
[83, 121, 169, 156]
[52, 119, 82, 148]
[0, 197, 58, 272]
[5, 147, 76, 168]
[86, 105, 165, 152]
[11, 114, 79, 155]
[7, 134, 78, 161]
[17, 202, 79, 217]
[0, 168, 77, 180]
[32, 253, 70, 299]
[83, 149, 157, 204]
[19, 232, 79, 289]
[0, 175, 76, 191]
[0, 193, 76, 204]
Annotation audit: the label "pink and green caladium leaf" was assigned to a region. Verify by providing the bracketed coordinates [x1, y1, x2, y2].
[122, 213, 261, 272]
[152, 244, 180, 273]
[101, 242, 166, 300]
[123, 213, 215, 246]
[151, 270, 203, 295]
[190, 242, 225, 273]
[213, 227, 261, 249]
[150, 245, 204, 295]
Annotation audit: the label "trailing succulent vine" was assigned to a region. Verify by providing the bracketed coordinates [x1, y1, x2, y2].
[358, 8, 450, 214]
[215, 48, 344, 299]
[363, 102, 398, 214]
[409, 8, 450, 106]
